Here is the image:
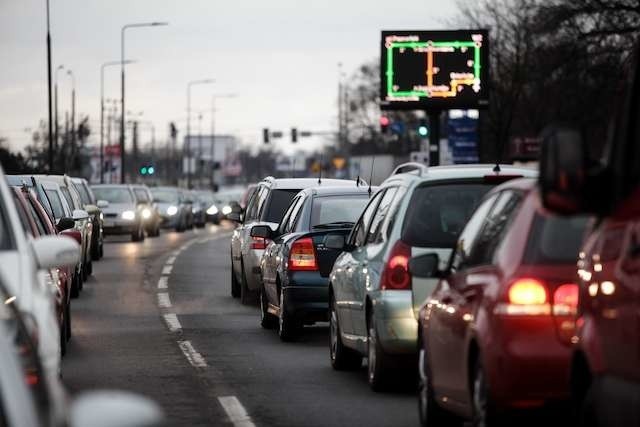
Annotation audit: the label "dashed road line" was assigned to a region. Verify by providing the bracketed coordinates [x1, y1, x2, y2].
[161, 265, 173, 275]
[166, 256, 176, 265]
[177, 340, 207, 368]
[157, 292, 172, 308]
[217, 396, 256, 427]
[157, 276, 168, 289]
[163, 313, 182, 332]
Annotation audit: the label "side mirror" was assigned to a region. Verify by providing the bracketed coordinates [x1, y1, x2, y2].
[538, 126, 589, 215]
[227, 212, 242, 223]
[250, 225, 273, 239]
[408, 253, 441, 279]
[32, 235, 80, 269]
[56, 217, 75, 232]
[70, 391, 164, 427]
[72, 209, 90, 221]
[324, 234, 346, 250]
[96, 200, 109, 209]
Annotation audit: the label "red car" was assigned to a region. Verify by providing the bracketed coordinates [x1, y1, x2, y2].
[537, 47, 640, 426]
[411, 179, 589, 426]
[10, 186, 75, 355]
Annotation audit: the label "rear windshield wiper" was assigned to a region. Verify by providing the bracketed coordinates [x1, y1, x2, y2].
[312, 221, 355, 229]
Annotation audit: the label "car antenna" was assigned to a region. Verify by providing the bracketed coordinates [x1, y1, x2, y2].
[367, 155, 375, 196]
[356, 174, 360, 187]
[493, 163, 501, 173]
[318, 153, 323, 184]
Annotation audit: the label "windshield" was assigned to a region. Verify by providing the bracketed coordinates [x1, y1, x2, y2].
[262, 189, 301, 224]
[524, 215, 590, 264]
[151, 189, 179, 204]
[311, 195, 369, 227]
[74, 182, 92, 205]
[402, 183, 492, 248]
[45, 190, 65, 220]
[92, 187, 134, 204]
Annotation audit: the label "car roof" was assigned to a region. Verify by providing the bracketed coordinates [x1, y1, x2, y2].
[301, 185, 376, 197]
[263, 178, 360, 190]
[382, 164, 538, 186]
[487, 177, 536, 194]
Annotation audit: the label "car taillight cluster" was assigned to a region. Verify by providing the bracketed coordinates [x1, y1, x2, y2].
[380, 240, 411, 290]
[288, 237, 318, 271]
[250, 236, 269, 250]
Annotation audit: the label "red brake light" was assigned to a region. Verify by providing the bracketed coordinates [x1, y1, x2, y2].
[380, 240, 411, 290]
[508, 278, 548, 305]
[250, 236, 269, 250]
[288, 237, 318, 271]
[553, 283, 578, 315]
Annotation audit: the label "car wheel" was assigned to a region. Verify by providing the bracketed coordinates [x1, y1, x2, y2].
[368, 313, 393, 391]
[260, 287, 277, 329]
[87, 259, 93, 276]
[70, 273, 80, 298]
[330, 295, 362, 370]
[472, 358, 499, 427]
[99, 242, 104, 259]
[78, 266, 84, 290]
[132, 224, 144, 242]
[278, 290, 300, 341]
[418, 347, 459, 426]
[239, 261, 257, 305]
[82, 259, 89, 281]
[231, 258, 240, 298]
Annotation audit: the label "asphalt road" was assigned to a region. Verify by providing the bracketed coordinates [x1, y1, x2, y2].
[62, 224, 418, 427]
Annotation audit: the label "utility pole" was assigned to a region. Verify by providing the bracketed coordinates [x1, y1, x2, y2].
[186, 78, 214, 188]
[67, 70, 76, 170]
[46, 0, 54, 173]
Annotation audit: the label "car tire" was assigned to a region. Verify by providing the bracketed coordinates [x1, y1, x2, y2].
[82, 258, 89, 281]
[278, 290, 300, 342]
[330, 295, 362, 370]
[418, 347, 459, 426]
[239, 260, 257, 305]
[367, 313, 393, 391]
[132, 224, 144, 242]
[99, 242, 104, 259]
[87, 259, 93, 276]
[260, 287, 277, 329]
[471, 358, 499, 427]
[231, 258, 240, 298]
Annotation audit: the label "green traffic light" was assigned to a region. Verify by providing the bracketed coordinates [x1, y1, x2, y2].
[418, 126, 429, 137]
[148, 166, 155, 175]
[140, 167, 148, 175]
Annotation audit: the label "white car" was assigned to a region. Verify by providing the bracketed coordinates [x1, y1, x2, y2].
[0, 165, 80, 387]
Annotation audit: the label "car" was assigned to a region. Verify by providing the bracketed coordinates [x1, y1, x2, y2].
[35, 175, 94, 281]
[327, 163, 537, 390]
[189, 190, 207, 228]
[410, 179, 589, 426]
[0, 165, 80, 386]
[230, 177, 363, 305]
[215, 189, 244, 220]
[256, 185, 374, 340]
[131, 184, 161, 237]
[10, 185, 76, 356]
[91, 184, 146, 242]
[537, 46, 640, 426]
[150, 186, 193, 232]
[196, 190, 221, 224]
[6, 175, 56, 220]
[71, 177, 106, 258]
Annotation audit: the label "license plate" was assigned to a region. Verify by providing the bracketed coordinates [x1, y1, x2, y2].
[103, 220, 114, 227]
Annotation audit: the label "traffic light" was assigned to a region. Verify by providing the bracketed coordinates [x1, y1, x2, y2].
[148, 166, 155, 175]
[380, 116, 390, 134]
[140, 166, 148, 175]
[291, 127, 298, 143]
[418, 120, 428, 137]
[139, 165, 155, 175]
[263, 128, 270, 144]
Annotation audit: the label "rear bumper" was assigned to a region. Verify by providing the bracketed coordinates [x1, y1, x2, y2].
[283, 273, 330, 322]
[102, 220, 138, 235]
[371, 290, 417, 355]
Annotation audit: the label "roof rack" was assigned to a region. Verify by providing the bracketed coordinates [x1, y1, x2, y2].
[391, 162, 429, 177]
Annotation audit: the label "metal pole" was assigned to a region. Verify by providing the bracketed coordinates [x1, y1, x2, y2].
[198, 113, 203, 187]
[120, 27, 126, 183]
[186, 85, 191, 188]
[46, 0, 54, 173]
[54, 65, 64, 159]
[210, 97, 215, 187]
[67, 70, 76, 170]
[100, 66, 105, 183]
[427, 110, 441, 166]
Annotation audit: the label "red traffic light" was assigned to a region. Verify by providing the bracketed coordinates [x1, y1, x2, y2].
[380, 116, 390, 126]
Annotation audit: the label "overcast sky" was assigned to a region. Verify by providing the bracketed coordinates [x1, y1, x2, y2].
[0, 0, 458, 153]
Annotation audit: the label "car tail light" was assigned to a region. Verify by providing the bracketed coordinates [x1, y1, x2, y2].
[495, 278, 550, 315]
[380, 240, 411, 290]
[553, 283, 579, 316]
[288, 237, 318, 271]
[250, 236, 269, 250]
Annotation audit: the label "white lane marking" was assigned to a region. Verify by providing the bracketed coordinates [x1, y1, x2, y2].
[217, 396, 256, 427]
[161, 265, 173, 275]
[163, 313, 182, 332]
[166, 256, 176, 265]
[157, 276, 168, 289]
[157, 293, 172, 308]
[178, 340, 207, 368]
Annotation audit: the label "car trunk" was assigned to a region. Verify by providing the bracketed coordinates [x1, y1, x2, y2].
[300, 229, 353, 278]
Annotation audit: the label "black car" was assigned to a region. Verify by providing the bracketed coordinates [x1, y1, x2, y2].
[255, 185, 373, 341]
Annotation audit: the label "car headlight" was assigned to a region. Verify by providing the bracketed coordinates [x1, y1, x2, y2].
[206, 205, 219, 215]
[99, 212, 104, 220]
[167, 206, 178, 216]
[141, 208, 152, 219]
[121, 210, 136, 221]
[222, 205, 232, 215]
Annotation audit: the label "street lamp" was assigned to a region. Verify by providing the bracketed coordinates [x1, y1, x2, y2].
[120, 21, 168, 184]
[66, 70, 76, 157]
[186, 78, 214, 188]
[210, 93, 237, 184]
[54, 65, 65, 155]
[46, 0, 53, 173]
[101, 59, 135, 183]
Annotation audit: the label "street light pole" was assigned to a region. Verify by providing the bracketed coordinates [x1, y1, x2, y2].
[120, 21, 168, 184]
[210, 93, 236, 187]
[54, 65, 64, 157]
[67, 69, 76, 171]
[46, 0, 54, 173]
[186, 78, 214, 188]
[101, 60, 134, 183]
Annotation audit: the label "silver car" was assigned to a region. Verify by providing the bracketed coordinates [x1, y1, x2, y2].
[92, 185, 146, 242]
[230, 177, 361, 305]
[328, 163, 537, 390]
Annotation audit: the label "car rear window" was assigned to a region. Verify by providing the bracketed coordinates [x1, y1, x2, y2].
[524, 215, 590, 264]
[93, 187, 133, 204]
[150, 189, 178, 204]
[134, 189, 150, 203]
[311, 195, 369, 227]
[402, 183, 492, 248]
[74, 183, 92, 205]
[44, 190, 64, 220]
[262, 189, 300, 223]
